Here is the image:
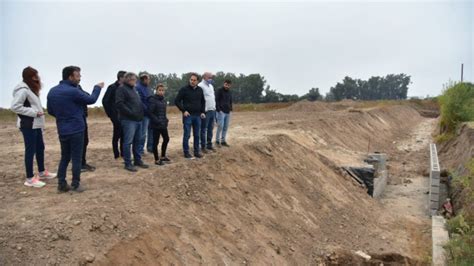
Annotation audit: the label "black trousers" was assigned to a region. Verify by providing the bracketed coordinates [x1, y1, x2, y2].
[111, 119, 124, 158]
[152, 128, 169, 161]
[82, 121, 89, 166]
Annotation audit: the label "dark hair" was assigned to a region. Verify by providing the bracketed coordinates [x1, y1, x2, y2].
[62, 66, 81, 80]
[156, 83, 165, 89]
[190, 73, 199, 80]
[117, 71, 126, 80]
[224, 79, 232, 84]
[22, 66, 41, 96]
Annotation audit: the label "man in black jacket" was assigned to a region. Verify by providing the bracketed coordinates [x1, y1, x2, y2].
[115, 72, 149, 172]
[102, 70, 126, 159]
[174, 73, 206, 159]
[215, 79, 233, 147]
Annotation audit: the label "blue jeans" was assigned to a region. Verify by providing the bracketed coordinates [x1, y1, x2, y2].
[121, 119, 143, 167]
[183, 115, 201, 155]
[216, 111, 231, 143]
[20, 128, 45, 179]
[138, 117, 149, 155]
[57, 132, 84, 187]
[200, 110, 216, 149]
[147, 126, 154, 152]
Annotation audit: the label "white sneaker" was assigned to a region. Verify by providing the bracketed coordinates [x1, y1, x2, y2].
[39, 170, 57, 180]
[24, 177, 46, 188]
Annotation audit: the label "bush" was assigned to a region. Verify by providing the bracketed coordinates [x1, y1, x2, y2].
[438, 82, 474, 134]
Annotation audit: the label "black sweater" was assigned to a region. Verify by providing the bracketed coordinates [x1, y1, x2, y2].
[148, 95, 168, 129]
[115, 83, 144, 122]
[216, 87, 233, 113]
[102, 81, 120, 121]
[174, 85, 205, 115]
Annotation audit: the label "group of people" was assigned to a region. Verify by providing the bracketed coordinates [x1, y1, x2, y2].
[11, 66, 233, 193]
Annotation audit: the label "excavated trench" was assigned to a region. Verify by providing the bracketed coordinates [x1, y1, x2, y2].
[0, 102, 434, 265]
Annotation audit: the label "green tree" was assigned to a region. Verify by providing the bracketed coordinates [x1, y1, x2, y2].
[301, 87, 323, 101]
[326, 74, 411, 101]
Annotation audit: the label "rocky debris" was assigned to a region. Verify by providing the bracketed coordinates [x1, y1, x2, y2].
[354, 250, 371, 260]
[79, 253, 95, 265]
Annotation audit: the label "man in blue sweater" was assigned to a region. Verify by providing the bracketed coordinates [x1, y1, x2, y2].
[47, 66, 103, 193]
[135, 73, 152, 155]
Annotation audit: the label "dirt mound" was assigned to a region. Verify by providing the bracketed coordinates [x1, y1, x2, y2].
[283, 100, 356, 112]
[270, 104, 423, 159]
[97, 134, 412, 265]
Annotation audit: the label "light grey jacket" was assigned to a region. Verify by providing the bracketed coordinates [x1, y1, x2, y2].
[11, 82, 45, 129]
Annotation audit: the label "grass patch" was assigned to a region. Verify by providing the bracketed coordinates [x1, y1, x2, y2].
[0, 108, 18, 121]
[435, 132, 456, 143]
[354, 98, 439, 110]
[233, 102, 294, 112]
[446, 158, 474, 265]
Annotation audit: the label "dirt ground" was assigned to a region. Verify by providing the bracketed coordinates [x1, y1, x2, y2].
[0, 101, 434, 265]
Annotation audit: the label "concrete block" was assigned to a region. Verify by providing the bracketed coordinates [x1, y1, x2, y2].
[429, 144, 443, 215]
[430, 200, 439, 210]
[430, 185, 440, 194]
[366, 153, 388, 198]
[432, 216, 449, 266]
[369, 153, 387, 171]
[430, 171, 441, 180]
[373, 172, 387, 199]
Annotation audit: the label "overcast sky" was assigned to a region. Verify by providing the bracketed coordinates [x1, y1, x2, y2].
[1, 0, 472, 107]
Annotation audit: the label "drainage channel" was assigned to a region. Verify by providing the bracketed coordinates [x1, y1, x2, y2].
[344, 145, 450, 265]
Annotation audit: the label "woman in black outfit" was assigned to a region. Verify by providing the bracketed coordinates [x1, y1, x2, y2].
[148, 84, 170, 165]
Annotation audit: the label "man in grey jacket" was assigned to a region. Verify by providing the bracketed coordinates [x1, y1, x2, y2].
[115, 72, 149, 172]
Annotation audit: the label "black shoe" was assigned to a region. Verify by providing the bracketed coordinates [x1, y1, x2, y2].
[125, 165, 137, 172]
[72, 184, 86, 193]
[57, 184, 71, 193]
[161, 157, 171, 162]
[155, 160, 165, 166]
[134, 161, 149, 169]
[81, 163, 96, 172]
[207, 147, 216, 152]
[221, 142, 230, 147]
[194, 153, 203, 159]
[202, 149, 209, 154]
[215, 141, 221, 147]
[184, 153, 194, 159]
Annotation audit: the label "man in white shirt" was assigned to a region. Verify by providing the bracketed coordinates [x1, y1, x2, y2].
[198, 72, 217, 152]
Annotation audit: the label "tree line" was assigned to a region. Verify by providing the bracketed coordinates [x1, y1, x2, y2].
[139, 71, 410, 104]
